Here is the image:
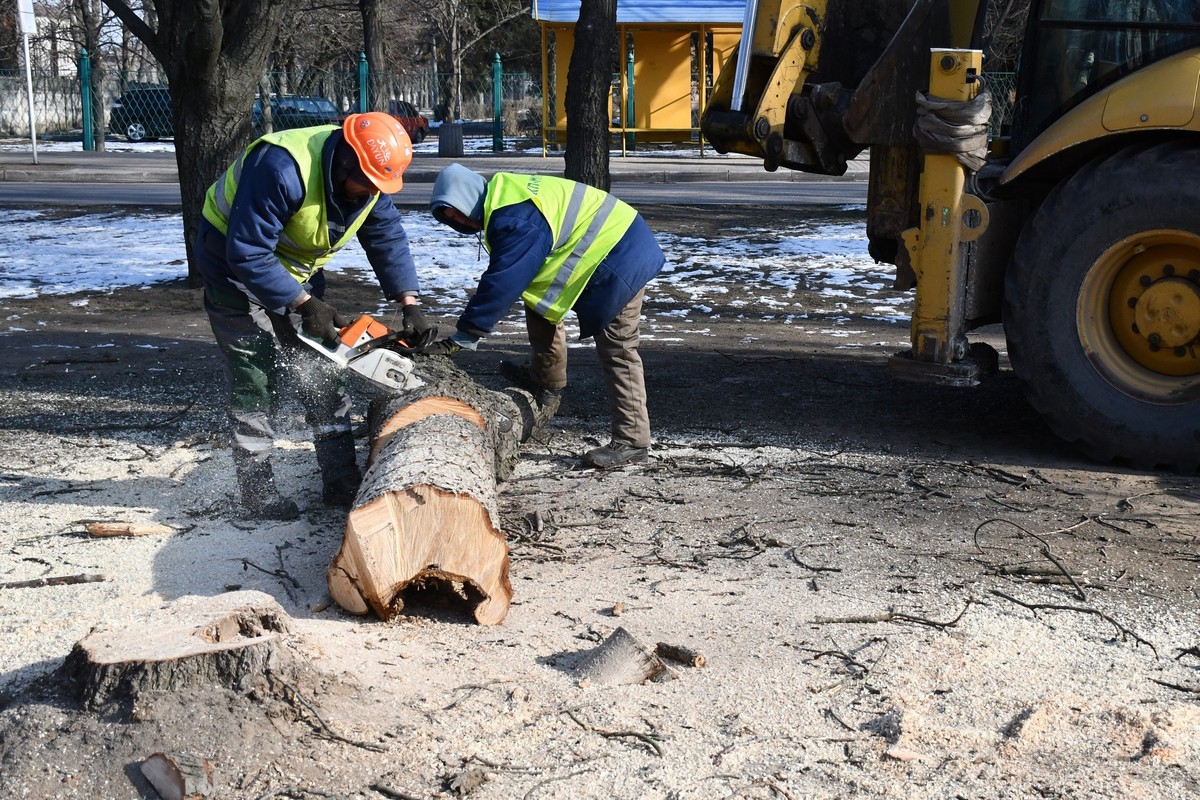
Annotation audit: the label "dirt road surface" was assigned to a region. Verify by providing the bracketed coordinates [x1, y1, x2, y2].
[0, 206, 1198, 799]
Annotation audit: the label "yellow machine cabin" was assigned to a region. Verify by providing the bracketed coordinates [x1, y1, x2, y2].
[702, 0, 1200, 469]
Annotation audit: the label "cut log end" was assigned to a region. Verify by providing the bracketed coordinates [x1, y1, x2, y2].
[61, 592, 291, 711]
[329, 486, 512, 625]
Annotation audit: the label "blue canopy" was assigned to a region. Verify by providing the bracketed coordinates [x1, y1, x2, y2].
[531, 0, 745, 24]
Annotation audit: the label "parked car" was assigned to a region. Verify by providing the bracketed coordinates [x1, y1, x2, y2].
[350, 99, 430, 144]
[109, 85, 173, 142]
[252, 95, 343, 135]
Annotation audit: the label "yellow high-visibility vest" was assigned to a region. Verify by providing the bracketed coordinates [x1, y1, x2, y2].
[484, 173, 636, 323]
[203, 126, 378, 284]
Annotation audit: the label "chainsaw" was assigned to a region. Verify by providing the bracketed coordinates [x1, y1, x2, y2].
[297, 314, 437, 392]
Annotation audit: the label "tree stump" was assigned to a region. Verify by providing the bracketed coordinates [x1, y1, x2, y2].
[60, 591, 290, 711]
[327, 357, 555, 625]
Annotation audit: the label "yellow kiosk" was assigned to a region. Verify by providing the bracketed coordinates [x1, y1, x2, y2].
[532, 0, 744, 153]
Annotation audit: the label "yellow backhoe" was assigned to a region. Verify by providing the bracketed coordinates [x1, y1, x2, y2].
[702, 0, 1200, 469]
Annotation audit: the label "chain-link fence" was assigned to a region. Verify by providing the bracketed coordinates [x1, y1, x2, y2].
[4, 60, 1011, 145]
[985, 71, 1017, 136]
[1, 59, 541, 146]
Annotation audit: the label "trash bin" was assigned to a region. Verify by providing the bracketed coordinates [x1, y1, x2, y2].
[438, 123, 464, 158]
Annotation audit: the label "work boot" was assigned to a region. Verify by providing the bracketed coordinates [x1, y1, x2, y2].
[237, 460, 301, 521]
[582, 441, 649, 469]
[315, 431, 361, 508]
[322, 474, 362, 508]
[499, 360, 562, 407]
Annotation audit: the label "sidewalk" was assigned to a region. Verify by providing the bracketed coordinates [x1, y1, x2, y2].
[0, 141, 869, 184]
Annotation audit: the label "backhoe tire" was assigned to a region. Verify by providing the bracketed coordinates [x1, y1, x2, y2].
[1005, 141, 1200, 471]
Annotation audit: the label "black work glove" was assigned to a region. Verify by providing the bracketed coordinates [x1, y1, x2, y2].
[401, 304, 434, 336]
[296, 296, 349, 344]
[421, 337, 462, 357]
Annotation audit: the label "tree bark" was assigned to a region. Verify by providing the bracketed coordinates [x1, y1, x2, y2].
[60, 592, 291, 712]
[327, 357, 555, 625]
[360, 0, 388, 111]
[564, 0, 617, 190]
[101, 0, 295, 285]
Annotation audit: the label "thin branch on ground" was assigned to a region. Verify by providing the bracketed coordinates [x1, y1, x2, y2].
[813, 598, 974, 630]
[1150, 678, 1200, 694]
[0, 573, 107, 590]
[269, 671, 388, 753]
[520, 769, 596, 800]
[564, 709, 664, 757]
[989, 589, 1158, 658]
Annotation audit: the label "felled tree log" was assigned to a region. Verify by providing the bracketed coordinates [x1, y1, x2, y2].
[328, 357, 555, 625]
[60, 591, 290, 711]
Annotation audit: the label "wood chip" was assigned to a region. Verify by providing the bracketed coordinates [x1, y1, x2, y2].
[139, 752, 215, 799]
[656, 641, 706, 668]
[86, 522, 174, 538]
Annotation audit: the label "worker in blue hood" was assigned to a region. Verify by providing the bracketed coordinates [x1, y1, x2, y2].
[427, 164, 665, 469]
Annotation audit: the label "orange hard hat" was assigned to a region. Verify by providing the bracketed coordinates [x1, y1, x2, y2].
[342, 112, 412, 193]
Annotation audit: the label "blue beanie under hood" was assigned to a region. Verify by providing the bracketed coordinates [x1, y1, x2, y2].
[430, 164, 488, 234]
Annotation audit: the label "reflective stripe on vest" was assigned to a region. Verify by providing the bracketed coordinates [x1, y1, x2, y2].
[202, 126, 378, 284]
[483, 173, 637, 324]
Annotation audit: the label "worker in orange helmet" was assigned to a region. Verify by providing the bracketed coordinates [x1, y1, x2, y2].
[196, 111, 433, 520]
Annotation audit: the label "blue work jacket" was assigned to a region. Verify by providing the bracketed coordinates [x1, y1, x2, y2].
[195, 129, 418, 311]
[457, 200, 665, 340]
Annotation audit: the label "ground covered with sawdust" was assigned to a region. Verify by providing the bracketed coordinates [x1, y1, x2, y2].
[0, 206, 1198, 799]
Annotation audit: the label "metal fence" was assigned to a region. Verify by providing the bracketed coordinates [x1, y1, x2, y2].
[3, 63, 1013, 143]
[0, 61, 542, 144]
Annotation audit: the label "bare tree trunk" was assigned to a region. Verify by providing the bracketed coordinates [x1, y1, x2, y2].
[102, 0, 294, 286]
[564, 0, 616, 190]
[360, 0, 388, 111]
[0, 8, 20, 71]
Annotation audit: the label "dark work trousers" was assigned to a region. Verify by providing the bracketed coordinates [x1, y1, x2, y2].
[526, 289, 650, 448]
[203, 283, 359, 487]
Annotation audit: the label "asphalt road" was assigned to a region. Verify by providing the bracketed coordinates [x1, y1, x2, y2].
[0, 180, 868, 208]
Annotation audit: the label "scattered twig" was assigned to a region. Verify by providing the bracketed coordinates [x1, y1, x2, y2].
[0, 573, 107, 590]
[813, 598, 973, 630]
[787, 547, 842, 573]
[1150, 678, 1200, 694]
[989, 590, 1158, 657]
[520, 769, 595, 800]
[254, 788, 341, 800]
[806, 650, 867, 673]
[240, 558, 301, 588]
[823, 707, 857, 733]
[270, 671, 388, 753]
[1173, 646, 1200, 662]
[564, 710, 664, 757]
[753, 778, 797, 800]
[1037, 546, 1087, 602]
[274, 544, 300, 606]
[370, 784, 428, 800]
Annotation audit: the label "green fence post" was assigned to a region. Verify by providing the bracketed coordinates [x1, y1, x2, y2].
[492, 53, 503, 152]
[80, 49, 94, 151]
[625, 50, 635, 150]
[358, 52, 368, 112]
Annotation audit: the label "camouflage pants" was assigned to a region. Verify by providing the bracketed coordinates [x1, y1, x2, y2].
[203, 284, 358, 485]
